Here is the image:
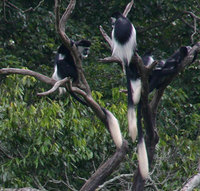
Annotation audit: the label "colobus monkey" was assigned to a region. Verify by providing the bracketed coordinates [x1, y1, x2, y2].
[111, 12, 137, 66]
[52, 40, 91, 105]
[111, 12, 140, 144]
[142, 46, 194, 92]
[111, 12, 148, 179]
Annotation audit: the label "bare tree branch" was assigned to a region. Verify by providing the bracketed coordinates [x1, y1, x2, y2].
[37, 77, 69, 96]
[181, 159, 200, 191]
[99, 25, 112, 47]
[0, 68, 55, 85]
[80, 140, 129, 191]
[5, 0, 44, 13]
[123, 0, 134, 17]
[99, 56, 121, 64]
[183, 11, 200, 21]
[183, 11, 200, 44]
[180, 173, 200, 191]
[97, 173, 133, 190]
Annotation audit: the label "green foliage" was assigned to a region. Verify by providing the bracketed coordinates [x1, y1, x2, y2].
[0, 0, 199, 190]
[0, 77, 112, 189]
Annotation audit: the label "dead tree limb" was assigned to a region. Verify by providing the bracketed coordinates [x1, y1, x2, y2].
[0, 68, 55, 85]
[80, 140, 128, 191]
[123, 0, 134, 17]
[99, 25, 112, 47]
[180, 173, 200, 191]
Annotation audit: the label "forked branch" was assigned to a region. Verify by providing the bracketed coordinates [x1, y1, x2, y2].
[55, 0, 91, 94]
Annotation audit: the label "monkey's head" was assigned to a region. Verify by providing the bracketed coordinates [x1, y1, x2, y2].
[57, 44, 68, 55]
[111, 12, 123, 27]
[75, 40, 91, 58]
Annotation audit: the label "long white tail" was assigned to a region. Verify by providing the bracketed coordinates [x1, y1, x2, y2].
[104, 109, 123, 148]
[138, 137, 149, 179]
[137, 102, 149, 179]
[128, 105, 137, 142]
[126, 68, 142, 143]
[126, 62, 149, 179]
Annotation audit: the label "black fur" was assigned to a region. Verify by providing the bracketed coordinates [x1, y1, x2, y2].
[112, 12, 132, 45]
[55, 40, 91, 82]
[142, 46, 194, 92]
[56, 44, 78, 81]
[52, 40, 91, 106]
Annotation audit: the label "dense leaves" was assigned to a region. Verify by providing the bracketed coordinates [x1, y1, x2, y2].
[0, 0, 199, 190]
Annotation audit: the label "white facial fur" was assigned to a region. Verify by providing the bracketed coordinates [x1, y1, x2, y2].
[77, 46, 89, 58]
[58, 53, 65, 60]
[111, 17, 116, 28]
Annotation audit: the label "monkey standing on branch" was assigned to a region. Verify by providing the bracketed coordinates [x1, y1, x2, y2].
[110, 12, 149, 179]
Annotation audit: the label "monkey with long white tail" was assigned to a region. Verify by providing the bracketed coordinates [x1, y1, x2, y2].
[111, 12, 148, 179]
[111, 12, 139, 143]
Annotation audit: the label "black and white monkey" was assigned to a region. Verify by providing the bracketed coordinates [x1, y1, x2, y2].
[111, 12, 148, 179]
[142, 46, 195, 92]
[111, 12, 139, 142]
[52, 40, 91, 105]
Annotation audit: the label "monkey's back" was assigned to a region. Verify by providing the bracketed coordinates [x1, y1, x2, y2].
[55, 45, 78, 81]
[114, 17, 132, 45]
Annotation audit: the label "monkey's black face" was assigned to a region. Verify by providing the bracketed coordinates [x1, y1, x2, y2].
[75, 39, 91, 58]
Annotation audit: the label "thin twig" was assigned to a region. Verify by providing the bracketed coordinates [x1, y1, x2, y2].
[5, 0, 44, 13]
[99, 25, 112, 47]
[97, 174, 133, 190]
[183, 11, 200, 44]
[123, 0, 134, 17]
[99, 56, 121, 64]
[0, 146, 13, 159]
[0, 68, 55, 85]
[37, 77, 69, 96]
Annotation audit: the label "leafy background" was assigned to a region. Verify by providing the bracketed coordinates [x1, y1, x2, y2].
[0, 0, 199, 190]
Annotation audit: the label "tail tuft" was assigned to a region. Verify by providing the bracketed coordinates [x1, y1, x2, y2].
[128, 106, 137, 142]
[138, 138, 149, 179]
[105, 109, 123, 148]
